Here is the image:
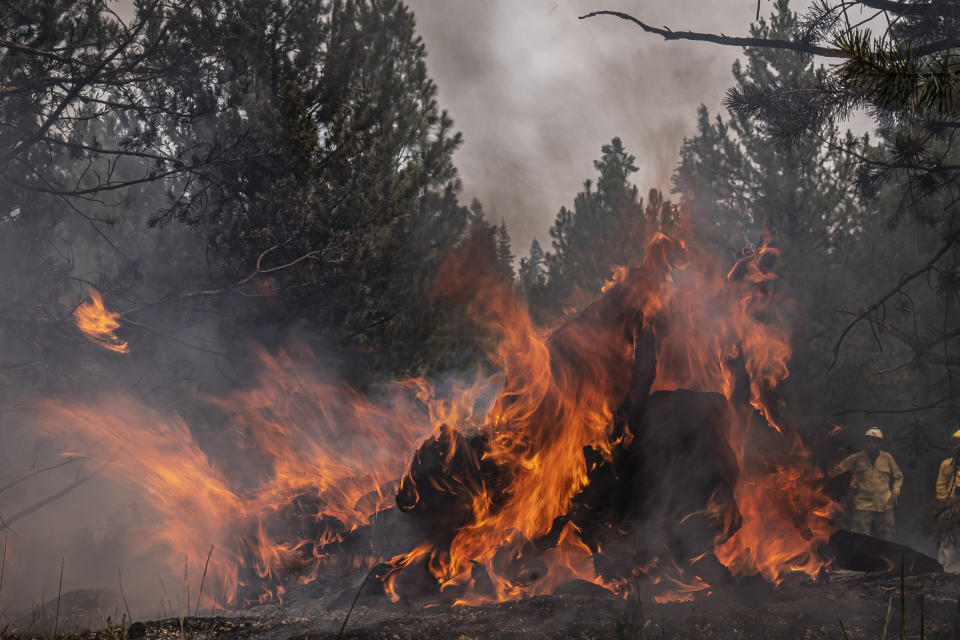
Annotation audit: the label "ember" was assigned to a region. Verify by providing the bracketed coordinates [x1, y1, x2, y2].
[72, 289, 129, 354]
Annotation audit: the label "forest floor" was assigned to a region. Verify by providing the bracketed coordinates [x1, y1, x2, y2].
[11, 570, 959, 640]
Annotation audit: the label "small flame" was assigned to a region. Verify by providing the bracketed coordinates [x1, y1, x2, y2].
[72, 289, 129, 353]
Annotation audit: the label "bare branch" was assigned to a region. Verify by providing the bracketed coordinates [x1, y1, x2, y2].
[0, 458, 86, 498]
[832, 397, 948, 416]
[829, 228, 960, 370]
[579, 10, 842, 57]
[237, 244, 325, 285]
[0, 460, 110, 532]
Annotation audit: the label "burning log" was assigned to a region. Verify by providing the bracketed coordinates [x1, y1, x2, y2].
[314, 234, 836, 603]
[396, 426, 503, 537]
[240, 233, 932, 605]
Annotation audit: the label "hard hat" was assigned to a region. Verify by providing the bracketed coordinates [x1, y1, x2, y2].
[865, 427, 884, 439]
[951, 429, 960, 441]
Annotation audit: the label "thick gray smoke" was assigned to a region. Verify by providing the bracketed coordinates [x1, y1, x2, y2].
[404, 0, 766, 254]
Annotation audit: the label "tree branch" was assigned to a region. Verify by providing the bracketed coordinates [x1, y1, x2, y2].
[0, 458, 86, 498]
[858, 0, 960, 18]
[0, 0, 160, 171]
[579, 10, 842, 57]
[0, 459, 110, 532]
[870, 318, 960, 367]
[832, 396, 948, 416]
[829, 228, 960, 370]
[0, 38, 68, 62]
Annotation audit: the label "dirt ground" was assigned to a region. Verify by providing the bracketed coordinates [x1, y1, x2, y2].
[26, 570, 957, 640]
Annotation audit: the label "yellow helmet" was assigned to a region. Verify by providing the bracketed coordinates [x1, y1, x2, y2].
[952, 429, 960, 442]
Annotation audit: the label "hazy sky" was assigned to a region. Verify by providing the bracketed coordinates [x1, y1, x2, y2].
[403, 0, 775, 256]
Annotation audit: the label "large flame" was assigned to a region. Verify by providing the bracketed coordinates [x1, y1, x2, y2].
[35, 231, 836, 607]
[391, 232, 835, 601]
[33, 346, 439, 606]
[72, 289, 129, 353]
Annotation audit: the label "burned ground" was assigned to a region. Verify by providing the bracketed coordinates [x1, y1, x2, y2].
[16, 571, 959, 640]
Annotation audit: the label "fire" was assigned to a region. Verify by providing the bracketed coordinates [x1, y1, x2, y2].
[33, 345, 438, 606]
[72, 288, 129, 353]
[391, 230, 835, 600]
[34, 228, 837, 607]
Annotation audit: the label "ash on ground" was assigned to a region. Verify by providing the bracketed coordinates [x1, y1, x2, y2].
[25, 571, 960, 640]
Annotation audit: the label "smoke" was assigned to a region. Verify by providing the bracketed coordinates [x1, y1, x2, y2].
[405, 0, 767, 256]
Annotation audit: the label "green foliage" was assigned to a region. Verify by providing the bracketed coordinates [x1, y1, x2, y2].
[834, 29, 959, 114]
[0, 0, 488, 380]
[675, 0, 860, 259]
[495, 219, 515, 282]
[528, 137, 674, 317]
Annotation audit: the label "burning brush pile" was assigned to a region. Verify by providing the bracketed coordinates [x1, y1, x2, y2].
[38, 232, 887, 611]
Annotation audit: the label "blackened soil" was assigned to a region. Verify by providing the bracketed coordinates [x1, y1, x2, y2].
[19, 572, 960, 640]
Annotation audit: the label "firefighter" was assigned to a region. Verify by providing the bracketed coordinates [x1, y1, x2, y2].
[935, 429, 960, 573]
[828, 427, 903, 539]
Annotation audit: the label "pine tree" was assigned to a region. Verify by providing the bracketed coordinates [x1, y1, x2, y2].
[519, 239, 545, 294]
[670, 0, 872, 438]
[673, 0, 859, 261]
[495, 219, 515, 281]
[166, 0, 472, 374]
[0, 0, 480, 378]
[468, 198, 486, 228]
[538, 137, 654, 312]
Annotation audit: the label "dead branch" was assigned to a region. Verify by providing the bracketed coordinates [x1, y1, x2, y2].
[833, 396, 948, 416]
[580, 6, 958, 60]
[578, 10, 841, 57]
[0, 39, 68, 62]
[829, 228, 960, 370]
[0, 458, 86, 498]
[236, 243, 325, 285]
[870, 319, 960, 367]
[0, 459, 110, 532]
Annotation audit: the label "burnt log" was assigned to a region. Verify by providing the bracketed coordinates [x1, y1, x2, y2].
[826, 529, 942, 575]
[394, 424, 507, 548]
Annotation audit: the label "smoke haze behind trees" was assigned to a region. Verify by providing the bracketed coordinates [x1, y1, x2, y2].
[114, 0, 826, 254]
[405, 0, 787, 255]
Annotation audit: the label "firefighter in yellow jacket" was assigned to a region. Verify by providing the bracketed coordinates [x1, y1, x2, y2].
[935, 429, 960, 573]
[829, 427, 903, 539]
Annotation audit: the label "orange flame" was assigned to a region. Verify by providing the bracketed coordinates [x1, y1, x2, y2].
[394, 231, 835, 600]
[36, 230, 837, 607]
[33, 345, 437, 605]
[72, 289, 129, 353]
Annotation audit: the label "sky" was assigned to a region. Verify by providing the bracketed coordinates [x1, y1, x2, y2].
[402, 0, 779, 257]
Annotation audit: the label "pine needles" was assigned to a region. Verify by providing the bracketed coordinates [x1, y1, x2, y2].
[833, 29, 959, 114]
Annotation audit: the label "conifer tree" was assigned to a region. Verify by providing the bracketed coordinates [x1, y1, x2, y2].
[495, 219, 515, 281]
[537, 137, 660, 313]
